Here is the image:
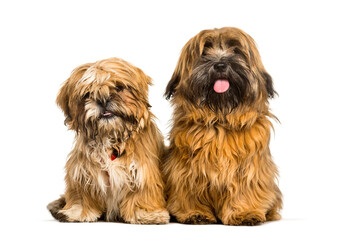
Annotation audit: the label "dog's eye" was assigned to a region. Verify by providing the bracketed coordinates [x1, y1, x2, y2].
[83, 93, 90, 99]
[202, 41, 213, 56]
[204, 41, 213, 49]
[116, 85, 124, 92]
[233, 47, 241, 55]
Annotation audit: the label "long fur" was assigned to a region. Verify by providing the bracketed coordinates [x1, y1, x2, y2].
[163, 27, 282, 225]
[48, 58, 169, 224]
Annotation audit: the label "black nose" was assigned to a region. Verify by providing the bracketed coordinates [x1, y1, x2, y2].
[97, 99, 109, 108]
[214, 62, 226, 72]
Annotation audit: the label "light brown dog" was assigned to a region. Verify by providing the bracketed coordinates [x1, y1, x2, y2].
[47, 57, 169, 224]
[163, 27, 282, 225]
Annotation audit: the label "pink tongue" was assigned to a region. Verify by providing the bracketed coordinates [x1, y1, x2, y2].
[213, 80, 230, 93]
[103, 111, 112, 117]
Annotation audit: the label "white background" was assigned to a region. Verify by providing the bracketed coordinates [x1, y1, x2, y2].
[1, 0, 336, 239]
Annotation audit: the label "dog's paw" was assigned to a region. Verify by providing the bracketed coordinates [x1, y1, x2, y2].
[127, 208, 170, 224]
[266, 209, 281, 221]
[240, 217, 263, 226]
[223, 212, 265, 226]
[58, 204, 100, 222]
[47, 197, 68, 222]
[50, 210, 69, 222]
[175, 211, 217, 224]
[182, 214, 217, 224]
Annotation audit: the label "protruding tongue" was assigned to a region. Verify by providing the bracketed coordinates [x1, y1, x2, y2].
[103, 111, 113, 117]
[213, 80, 230, 93]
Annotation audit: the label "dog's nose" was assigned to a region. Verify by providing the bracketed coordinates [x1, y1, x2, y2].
[214, 62, 226, 72]
[97, 99, 109, 108]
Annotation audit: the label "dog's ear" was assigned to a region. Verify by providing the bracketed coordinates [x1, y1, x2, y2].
[164, 52, 187, 100]
[56, 63, 92, 128]
[164, 37, 202, 100]
[249, 49, 278, 99]
[243, 32, 277, 99]
[56, 78, 72, 126]
[164, 73, 180, 100]
[261, 71, 277, 98]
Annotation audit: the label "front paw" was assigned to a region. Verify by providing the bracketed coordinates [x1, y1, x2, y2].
[223, 212, 266, 226]
[182, 214, 217, 224]
[175, 211, 217, 224]
[58, 204, 100, 222]
[127, 208, 170, 224]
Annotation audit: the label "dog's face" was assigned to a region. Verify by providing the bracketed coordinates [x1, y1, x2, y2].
[165, 27, 276, 114]
[57, 58, 151, 143]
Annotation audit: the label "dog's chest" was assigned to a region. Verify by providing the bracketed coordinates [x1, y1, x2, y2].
[182, 123, 270, 175]
[97, 150, 142, 195]
[190, 122, 269, 157]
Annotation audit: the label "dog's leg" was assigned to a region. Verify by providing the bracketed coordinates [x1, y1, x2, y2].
[47, 196, 67, 222]
[57, 188, 103, 222]
[216, 187, 267, 226]
[218, 197, 267, 226]
[120, 163, 170, 224]
[164, 151, 217, 224]
[218, 158, 282, 225]
[220, 189, 282, 226]
[266, 185, 283, 221]
[166, 187, 217, 224]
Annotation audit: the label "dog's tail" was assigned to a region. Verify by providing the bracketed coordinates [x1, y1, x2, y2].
[47, 196, 68, 222]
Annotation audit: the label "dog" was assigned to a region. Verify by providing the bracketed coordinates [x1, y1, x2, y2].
[163, 27, 282, 225]
[47, 57, 169, 224]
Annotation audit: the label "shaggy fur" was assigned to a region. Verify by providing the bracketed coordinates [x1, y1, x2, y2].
[163, 27, 282, 225]
[47, 58, 169, 224]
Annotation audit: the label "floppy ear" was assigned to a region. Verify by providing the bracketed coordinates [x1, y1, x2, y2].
[244, 34, 277, 99]
[56, 78, 73, 126]
[261, 71, 277, 98]
[139, 69, 152, 91]
[164, 73, 180, 100]
[238, 30, 278, 99]
[164, 37, 202, 100]
[164, 52, 187, 100]
[56, 63, 92, 127]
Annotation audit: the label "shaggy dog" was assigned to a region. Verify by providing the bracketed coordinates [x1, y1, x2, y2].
[163, 27, 282, 225]
[47, 58, 169, 224]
